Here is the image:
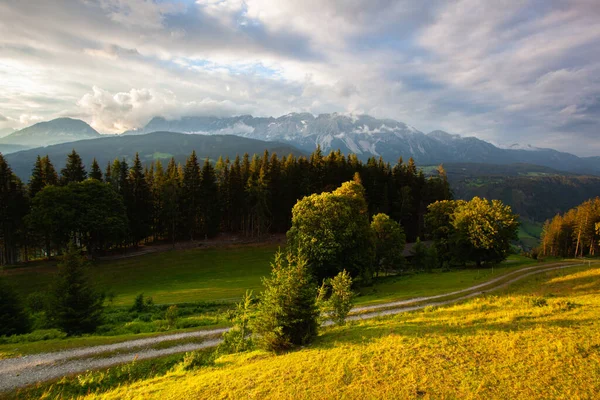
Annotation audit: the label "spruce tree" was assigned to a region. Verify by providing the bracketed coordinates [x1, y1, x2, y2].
[127, 153, 152, 244]
[0, 278, 31, 336]
[89, 158, 103, 181]
[199, 158, 220, 238]
[29, 155, 45, 198]
[48, 245, 104, 335]
[60, 150, 87, 185]
[182, 151, 201, 240]
[252, 252, 319, 352]
[0, 154, 28, 265]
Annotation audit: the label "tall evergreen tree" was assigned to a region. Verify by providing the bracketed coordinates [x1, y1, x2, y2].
[48, 246, 104, 335]
[127, 154, 152, 244]
[89, 158, 103, 181]
[182, 151, 202, 240]
[60, 150, 87, 185]
[199, 158, 220, 238]
[0, 154, 28, 265]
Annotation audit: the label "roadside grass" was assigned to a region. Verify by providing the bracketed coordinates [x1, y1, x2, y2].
[2, 251, 565, 357]
[14, 264, 600, 399]
[355, 254, 539, 305]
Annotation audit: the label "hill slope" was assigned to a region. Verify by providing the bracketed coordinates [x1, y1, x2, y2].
[0, 118, 101, 147]
[4, 132, 303, 181]
[0, 144, 30, 155]
[48, 266, 600, 400]
[430, 163, 600, 222]
[124, 113, 600, 174]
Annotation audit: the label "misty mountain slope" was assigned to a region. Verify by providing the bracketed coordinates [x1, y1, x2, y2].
[125, 113, 600, 175]
[0, 144, 31, 155]
[0, 118, 101, 147]
[4, 132, 303, 181]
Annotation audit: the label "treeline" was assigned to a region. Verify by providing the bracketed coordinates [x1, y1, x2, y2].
[540, 197, 600, 257]
[0, 148, 451, 264]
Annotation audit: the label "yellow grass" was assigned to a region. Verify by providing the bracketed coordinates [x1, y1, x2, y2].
[72, 265, 600, 400]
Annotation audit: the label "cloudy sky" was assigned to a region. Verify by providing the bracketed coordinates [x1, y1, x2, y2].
[1, 0, 599, 155]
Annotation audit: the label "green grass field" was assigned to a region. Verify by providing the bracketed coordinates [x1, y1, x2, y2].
[3, 246, 538, 308]
[19, 263, 600, 399]
[3, 244, 279, 306]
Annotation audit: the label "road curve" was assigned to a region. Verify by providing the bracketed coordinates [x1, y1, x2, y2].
[0, 262, 588, 392]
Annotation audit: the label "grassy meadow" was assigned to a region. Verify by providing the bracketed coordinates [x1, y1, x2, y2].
[16, 263, 600, 399]
[2, 244, 279, 306]
[0, 244, 552, 359]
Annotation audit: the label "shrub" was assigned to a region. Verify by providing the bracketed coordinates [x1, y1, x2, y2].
[175, 350, 215, 372]
[218, 290, 255, 354]
[317, 270, 354, 326]
[130, 294, 154, 313]
[252, 252, 319, 353]
[0, 278, 31, 336]
[529, 297, 548, 307]
[165, 305, 179, 329]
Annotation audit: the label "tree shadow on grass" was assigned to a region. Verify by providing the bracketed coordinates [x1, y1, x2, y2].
[314, 315, 599, 350]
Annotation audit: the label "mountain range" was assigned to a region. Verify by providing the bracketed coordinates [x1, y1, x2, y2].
[0, 118, 101, 148]
[1, 113, 598, 175]
[3, 132, 301, 181]
[125, 113, 600, 174]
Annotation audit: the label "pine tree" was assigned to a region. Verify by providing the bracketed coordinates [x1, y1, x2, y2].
[29, 155, 58, 198]
[0, 154, 28, 265]
[60, 150, 87, 185]
[48, 245, 104, 335]
[0, 278, 31, 336]
[127, 153, 152, 244]
[199, 158, 220, 238]
[252, 252, 319, 352]
[29, 155, 45, 198]
[89, 158, 103, 181]
[182, 151, 201, 240]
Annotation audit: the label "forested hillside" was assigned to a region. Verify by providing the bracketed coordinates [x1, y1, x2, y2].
[4, 132, 302, 181]
[540, 197, 600, 257]
[429, 163, 600, 222]
[0, 149, 451, 265]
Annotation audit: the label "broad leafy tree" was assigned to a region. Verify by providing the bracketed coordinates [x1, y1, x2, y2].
[371, 213, 406, 274]
[287, 179, 375, 282]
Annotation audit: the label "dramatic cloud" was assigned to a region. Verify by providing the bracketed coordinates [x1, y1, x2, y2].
[0, 0, 598, 154]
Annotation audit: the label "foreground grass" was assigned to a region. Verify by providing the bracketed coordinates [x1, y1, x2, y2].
[40, 264, 597, 400]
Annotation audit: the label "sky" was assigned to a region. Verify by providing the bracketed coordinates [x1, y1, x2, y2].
[0, 0, 599, 156]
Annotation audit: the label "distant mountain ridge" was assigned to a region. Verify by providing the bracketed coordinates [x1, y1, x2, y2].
[0, 118, 101, 149]
[3, 114, 599, 175]
[4, 131, 302, 181]
[125, 113, 600, 175]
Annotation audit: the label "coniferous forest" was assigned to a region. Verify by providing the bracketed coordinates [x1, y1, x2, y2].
[0, 148, 452, 265]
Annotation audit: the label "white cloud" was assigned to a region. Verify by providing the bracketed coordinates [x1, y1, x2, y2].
[0, 0, 598, 154]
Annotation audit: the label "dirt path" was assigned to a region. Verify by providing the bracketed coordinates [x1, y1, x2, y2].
[0, 262, 588, 392]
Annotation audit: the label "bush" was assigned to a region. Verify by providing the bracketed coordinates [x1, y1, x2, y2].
[317, 270, 354, 326]
[252, 252, 319, 353]
[0, 278, 31, 336]
[130, 293, 154, 313]
[165, 305, 179, 329]
[218, 291, 255, 354]
[175, 350, 215, 372]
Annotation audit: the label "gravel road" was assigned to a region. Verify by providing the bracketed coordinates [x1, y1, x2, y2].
[0, 262, 587, 392]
